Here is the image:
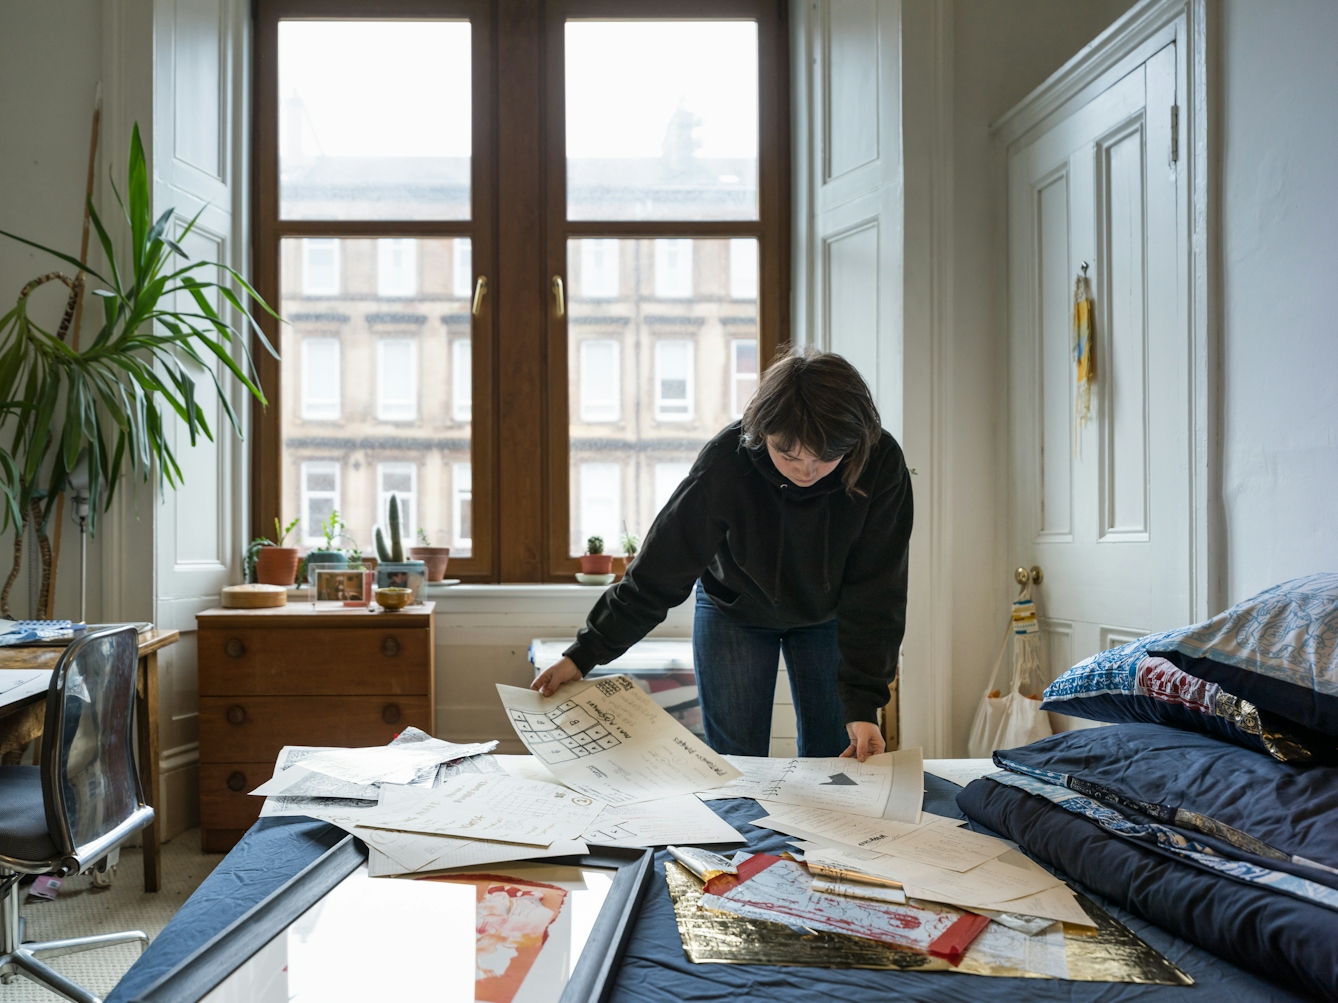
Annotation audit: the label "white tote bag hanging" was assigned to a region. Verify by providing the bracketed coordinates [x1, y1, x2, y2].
[967, 581, 1053, 758]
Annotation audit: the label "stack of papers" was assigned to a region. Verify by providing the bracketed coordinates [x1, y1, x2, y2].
[250, 676, 747, 877]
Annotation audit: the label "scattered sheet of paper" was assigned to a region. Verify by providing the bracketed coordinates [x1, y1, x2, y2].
[923, 759, 1003, 790]
[803, 844, 1061, 908]
[965, 920, 1069, 979]
[494, 754, 563, 785]
[364, 837, 590, 877]
[872, 820, 1015, 872]
[582, 794, 745, 848]
[295, 737, 497, 786]
[358, 774, 604, 845]
[753, 803, 972, 856]
[497, 675, 740, 805]
[698, 748, 924, 823]
[972, 875, 1094, 927]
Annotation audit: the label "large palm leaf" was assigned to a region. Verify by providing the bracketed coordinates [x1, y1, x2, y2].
[0, 123, 279, 537]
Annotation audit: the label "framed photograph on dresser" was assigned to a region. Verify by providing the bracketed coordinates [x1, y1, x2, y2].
[132, 837, 654, 1003]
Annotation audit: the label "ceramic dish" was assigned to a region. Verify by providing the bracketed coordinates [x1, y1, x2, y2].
[575, 573, 616, 586]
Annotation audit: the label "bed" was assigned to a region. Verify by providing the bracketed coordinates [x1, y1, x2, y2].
[106, 768, 1314, 1003]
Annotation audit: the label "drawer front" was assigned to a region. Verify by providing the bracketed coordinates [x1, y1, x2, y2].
[198, 627, 430, 696]
[198, 695, 431, 763]
[199, 762, 273, 830]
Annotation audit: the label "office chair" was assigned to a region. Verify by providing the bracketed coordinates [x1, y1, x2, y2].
[0, 626, 155, 1003]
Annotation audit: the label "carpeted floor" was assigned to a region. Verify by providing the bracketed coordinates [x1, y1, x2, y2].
[4, 831, 223, 1002]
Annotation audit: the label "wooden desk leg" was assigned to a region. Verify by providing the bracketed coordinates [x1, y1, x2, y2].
[136, 651, 162, 893]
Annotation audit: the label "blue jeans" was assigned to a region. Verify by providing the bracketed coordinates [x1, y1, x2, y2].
[692, 583, 848, 757]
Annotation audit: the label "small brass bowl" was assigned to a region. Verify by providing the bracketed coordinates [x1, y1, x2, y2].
[375, 586, 413, 611]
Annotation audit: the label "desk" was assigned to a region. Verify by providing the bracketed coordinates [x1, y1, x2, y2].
[0, 629, 180, 892]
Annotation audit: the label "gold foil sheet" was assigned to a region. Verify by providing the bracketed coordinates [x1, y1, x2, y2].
[665, 861, 1192, 985]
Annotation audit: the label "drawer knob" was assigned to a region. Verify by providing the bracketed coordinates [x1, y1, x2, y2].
[225, 638, 245, 659]
[382, 703, 401, 725]
[227, 771, 247, 792]
[226, 705, 247, 726]
[381, 637, 400, 657]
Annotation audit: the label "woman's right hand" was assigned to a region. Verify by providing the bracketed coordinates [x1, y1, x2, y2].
[531, 656, 583, 697]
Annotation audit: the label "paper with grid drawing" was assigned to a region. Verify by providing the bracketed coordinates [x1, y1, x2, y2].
[497, 674, 741, 805]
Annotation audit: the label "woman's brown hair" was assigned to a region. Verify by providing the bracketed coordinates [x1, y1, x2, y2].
[740, 347, 882, 495]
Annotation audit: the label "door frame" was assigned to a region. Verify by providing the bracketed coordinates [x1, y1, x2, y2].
[992, 0, 1220, 621]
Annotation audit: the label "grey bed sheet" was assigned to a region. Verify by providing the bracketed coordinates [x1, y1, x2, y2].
[108, 773, 1315, 1002]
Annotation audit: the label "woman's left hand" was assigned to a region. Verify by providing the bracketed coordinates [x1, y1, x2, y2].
[840, 721, 886, 762]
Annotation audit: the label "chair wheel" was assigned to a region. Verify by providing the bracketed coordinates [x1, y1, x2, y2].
[90, 865, 116, 888]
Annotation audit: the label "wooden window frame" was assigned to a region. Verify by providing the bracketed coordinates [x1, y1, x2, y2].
[251, 0, 788, 583]
[542, 0, 790, 581]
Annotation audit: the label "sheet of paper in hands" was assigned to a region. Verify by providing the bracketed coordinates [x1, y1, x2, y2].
[496, 675, 741, 805]
[699, 854, 988, 960]
[581, 794, 745, 848]
[294, 736, 497, 787]
[357, 774, 605, 846]
[701, 748, 924, 822]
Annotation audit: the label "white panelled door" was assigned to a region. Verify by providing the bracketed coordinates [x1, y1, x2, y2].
[1008, 43, 1190, 696]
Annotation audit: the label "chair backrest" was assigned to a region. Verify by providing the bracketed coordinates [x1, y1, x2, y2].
[39, 626, 145, 857]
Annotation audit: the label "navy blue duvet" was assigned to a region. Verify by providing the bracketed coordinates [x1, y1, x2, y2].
[961, 723, 1338, 1000]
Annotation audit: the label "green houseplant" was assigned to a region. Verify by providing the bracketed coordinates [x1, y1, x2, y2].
[374, 494, 425, 596]
[306, 509, 350, 569]
[0, 124, 278, 615]
[246, 516, 301, 587]
[408, 525, 450, 583]
[580, 535, 613, 576]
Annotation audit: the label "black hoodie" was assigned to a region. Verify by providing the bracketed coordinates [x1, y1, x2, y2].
[564, 422, 914, 724]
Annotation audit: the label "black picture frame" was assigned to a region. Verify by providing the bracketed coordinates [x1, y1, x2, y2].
[131, 836, 655, 1003]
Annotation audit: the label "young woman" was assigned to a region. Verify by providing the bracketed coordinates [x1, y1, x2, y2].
[532, 349, 914, 762]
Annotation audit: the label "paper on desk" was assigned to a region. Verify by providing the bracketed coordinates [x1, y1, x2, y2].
[753, 803, 979, 860]
[357, 774, 605, 845]
[581, 794, 745, 848]
[803, 844, 1062, 909]
[493, 754, 562, 785]
[698, 748, 923, 823]
[497, 675, 740, 805]
[296, 737, 497, 786]
[923, 759, 1003, 790]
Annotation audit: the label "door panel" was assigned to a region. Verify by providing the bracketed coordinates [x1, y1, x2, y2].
[1009, 44, 1188, 704]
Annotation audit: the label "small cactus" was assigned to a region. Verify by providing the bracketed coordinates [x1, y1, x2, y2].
[375, 495, 406, 562]
[586, 535, 604, 556]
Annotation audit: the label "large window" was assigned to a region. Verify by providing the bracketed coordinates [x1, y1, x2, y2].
[255, 0, 785, 581]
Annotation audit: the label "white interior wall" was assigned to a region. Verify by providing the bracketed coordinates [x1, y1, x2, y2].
[1220, 0, 1338, 603]
[945, 0, 1135, 753]
[0, 0, 108, 626]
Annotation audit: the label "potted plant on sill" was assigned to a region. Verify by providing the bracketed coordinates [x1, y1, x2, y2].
[246, 517, 301, 586]
[617, 524, 639, 578]
[306, 510, 350, 576]
[0, 123, 278, 617]
[374, 494, 425, 599]
[577, 536, 614, 584]
[409, 526, 451, 583]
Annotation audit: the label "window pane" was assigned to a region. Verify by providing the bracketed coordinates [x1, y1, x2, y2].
[451, 238, 473, 298]
[281, 237, 472, 559]
[654, 240, 693, 298]
[578, 463, 621, 555]
[579, 339, 620, 422]
[730, 339, 758, 419]
[451, 337, 472, 423]
[566, 238, 755, 555]
[377, 239, 418, 297]
[578, 239, 620, 298]
[729, 238, 758, 300]
[452, 462, 473, 550]
[303, 239, 340, 296]
[377, 462, 418, 547]
[565, 21, 758, 221]
[279, 21, 471, 220]
[301, 337, 341, 420]
[301, 461, 340, 547]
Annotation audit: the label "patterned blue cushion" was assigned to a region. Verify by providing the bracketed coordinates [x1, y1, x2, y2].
[1149, 573, 1338, 740]
[1041, 632, 1333, 762]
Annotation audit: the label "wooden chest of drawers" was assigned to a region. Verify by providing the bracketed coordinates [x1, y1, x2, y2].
[195, 602, 435, 851]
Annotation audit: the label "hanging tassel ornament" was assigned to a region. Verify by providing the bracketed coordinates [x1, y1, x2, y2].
[1073, 264, 1096, 453]
[1011, 584, 1046, 699]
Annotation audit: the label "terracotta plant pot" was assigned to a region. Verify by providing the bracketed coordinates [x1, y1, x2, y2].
[409, 546, 451, 582]
[579, 553, 613, 575]
[255, 546, 300, 586]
